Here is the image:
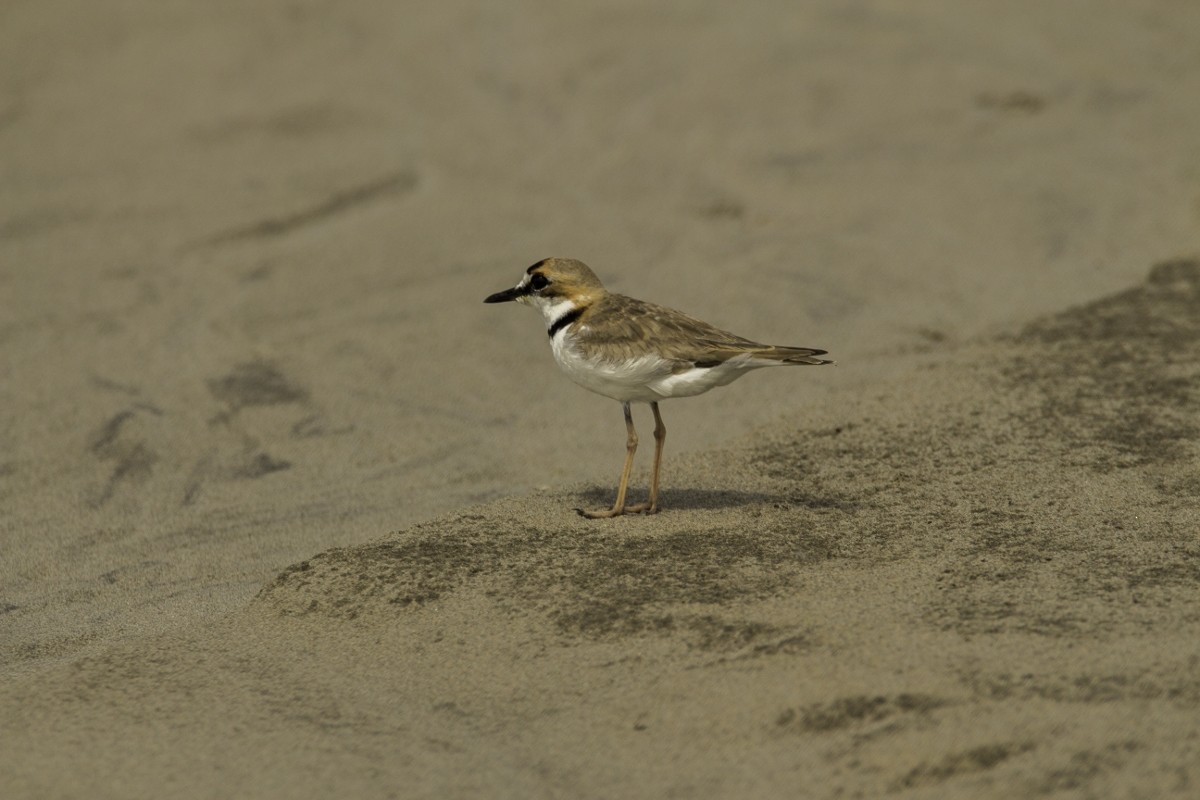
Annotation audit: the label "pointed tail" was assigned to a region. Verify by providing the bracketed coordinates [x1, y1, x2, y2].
[758, 346, 835, 366]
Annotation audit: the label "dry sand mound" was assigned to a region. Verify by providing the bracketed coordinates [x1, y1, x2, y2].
[259, 260, 1200, 643]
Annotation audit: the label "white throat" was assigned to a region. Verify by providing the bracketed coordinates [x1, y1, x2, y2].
[540, 298, 580, 329]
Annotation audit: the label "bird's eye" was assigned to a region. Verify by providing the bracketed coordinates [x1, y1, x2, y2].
[529, 273, 550, 291]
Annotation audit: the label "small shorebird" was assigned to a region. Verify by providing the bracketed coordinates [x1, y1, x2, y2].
[485, 258, 833, 518]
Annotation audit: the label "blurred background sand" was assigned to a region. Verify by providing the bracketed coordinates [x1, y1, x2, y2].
[2, 1, 1199, 797]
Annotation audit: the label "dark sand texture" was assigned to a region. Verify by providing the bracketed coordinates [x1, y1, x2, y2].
[5, 263, 1199, 798]
[4, 1, 1200, 797]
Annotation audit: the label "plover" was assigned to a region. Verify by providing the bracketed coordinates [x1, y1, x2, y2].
[485, 258, 833, 518]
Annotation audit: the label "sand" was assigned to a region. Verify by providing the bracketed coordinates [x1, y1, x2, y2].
[3, 2, 1200, 797]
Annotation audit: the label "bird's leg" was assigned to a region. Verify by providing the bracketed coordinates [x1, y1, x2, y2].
[626, 402, 665, 514]
[580, 402, 638, 519]
[647, 402, 666, 512]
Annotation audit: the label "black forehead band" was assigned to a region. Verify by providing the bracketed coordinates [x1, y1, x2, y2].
[526, 259, 549, 275]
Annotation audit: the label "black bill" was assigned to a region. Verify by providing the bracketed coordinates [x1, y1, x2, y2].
[484, 285, 526, 303]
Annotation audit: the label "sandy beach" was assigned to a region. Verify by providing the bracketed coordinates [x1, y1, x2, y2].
[3, 2, 1199, 797]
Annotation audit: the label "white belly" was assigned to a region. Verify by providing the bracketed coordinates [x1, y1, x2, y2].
[550, 330, 753, 403]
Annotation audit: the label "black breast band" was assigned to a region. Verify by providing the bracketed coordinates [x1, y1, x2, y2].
[547, 307, 585, 338]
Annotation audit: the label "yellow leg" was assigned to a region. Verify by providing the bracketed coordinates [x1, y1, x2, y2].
[626, 402, 665, 514]
[581, 402, 638, 519]
[647, 401, 666, 512]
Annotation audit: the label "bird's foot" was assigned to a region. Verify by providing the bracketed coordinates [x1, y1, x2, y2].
[577, 507, 623, 519]
[576, 502, 658, 519]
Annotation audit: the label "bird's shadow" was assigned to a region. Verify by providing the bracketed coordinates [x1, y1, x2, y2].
[572, 485, 851, 513]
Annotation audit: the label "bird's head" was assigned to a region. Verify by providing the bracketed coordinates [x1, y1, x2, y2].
[484, 258, 606, 322]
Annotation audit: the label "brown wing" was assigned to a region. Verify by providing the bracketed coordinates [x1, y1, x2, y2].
[578, 294, 831, 367]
